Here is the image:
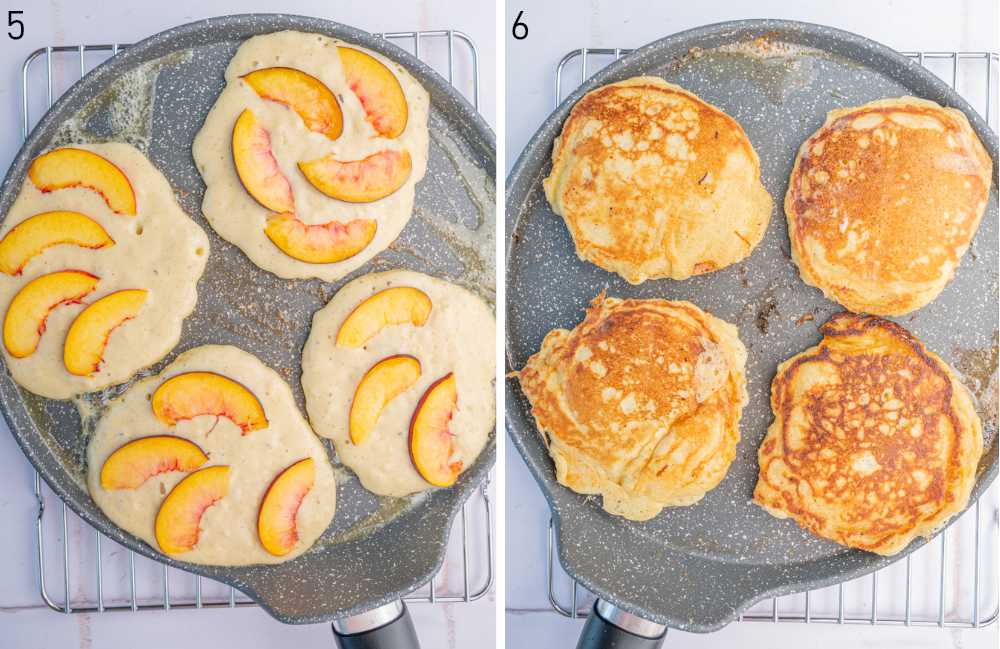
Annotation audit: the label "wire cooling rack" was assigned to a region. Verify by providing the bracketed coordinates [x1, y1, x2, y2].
[22, 29, 493, 614]
[547, 47, 999, 628]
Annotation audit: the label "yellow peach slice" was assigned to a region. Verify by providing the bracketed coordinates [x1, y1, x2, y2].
[154, 465, 229, 555]
[232, 109, 294, 213]
[335, 286, 432, 348]
[338, 47, 408, 138]
[298, 149, 412, 203]
[100, 435, 208, 490]
[257, 458, 315, 556]
[242, 67, 343, 140]
[349, 355, 421, 444]
[28, 148, 137, 215]
[0, 211, 114, 276]
[152, 371, 268, 434]
[264, 213, 375, 264]
[409, 373, 462, 487]
[63, 289, 147, 376]
[3, 270, 99, 358]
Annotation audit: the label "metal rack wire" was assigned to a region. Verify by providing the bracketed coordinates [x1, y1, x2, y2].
[548, 47, 999, 628]
[23, 29, 492, 614]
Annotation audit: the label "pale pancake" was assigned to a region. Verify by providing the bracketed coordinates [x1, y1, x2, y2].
[786, 97, 992, 316]
[543, 77, 773, 284]
[517, 295, 748, 521]
[302, 270, 495, 497]
[193, 31, 429, 282]
[87, 345, 337, 566]
[0, 143, 208, 399]
[754, 313, 983, 556]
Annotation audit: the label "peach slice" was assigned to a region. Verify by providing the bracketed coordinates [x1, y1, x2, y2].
[154, 465, 229, 555]
[100, 435, 208, 490]
[264, 213, 376, 264]
[3, 270, 99, 358]
[349, 355, 422, 445]
[232, 109, 295, 213]
[63, 289, 147, 376]
[152, 371, 268, 434]
[28, 148, 137, 215]
[257, 458, 315, 556]
[335, 286, 432, 348]
[298, 149, 412, 203]
[242, 67, 343, 140]
[409, 373, 462, 487]
[338, 47, 408, 138]
[0, 211, 114, 276]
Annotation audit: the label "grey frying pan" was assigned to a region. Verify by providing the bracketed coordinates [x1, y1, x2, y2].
[505, 19, 998, 648]
[0, 13, 495, 649]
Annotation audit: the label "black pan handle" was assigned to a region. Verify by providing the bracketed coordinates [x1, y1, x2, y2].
[576, 600, 667, 649]
[332, 601, 420, 649]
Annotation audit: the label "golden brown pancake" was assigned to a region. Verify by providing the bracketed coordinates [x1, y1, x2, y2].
[786, 97, 992, 316]
[518, 295, 748, 521]
[754, 313, 983, 556]
[543, 77, 773, 284]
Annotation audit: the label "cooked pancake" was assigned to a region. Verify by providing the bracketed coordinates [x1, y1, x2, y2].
[517, 295, 748, 521]
[754, 313, 983, 556]
[786, 97, 992, 316]
[543, 77, 772, 284]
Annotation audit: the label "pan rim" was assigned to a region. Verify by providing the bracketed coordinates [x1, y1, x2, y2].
[0, 12, 496, 624]
[504, 17, 998, 632]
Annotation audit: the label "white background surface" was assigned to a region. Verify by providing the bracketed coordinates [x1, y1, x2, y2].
[0, 1, 496, 648]
[504, 1, 999, 648]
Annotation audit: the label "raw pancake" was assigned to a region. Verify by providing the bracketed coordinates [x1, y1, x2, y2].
[517, 295, 748, 521]
[193, 30, 429, 281]
[754, 313, 983, 556]
[0, 143, 208, 399]
[87, 345, 336, 566]
[786, 97, 992, 315]
[543, 77, 773, 284]
[302, 270, 495, 497]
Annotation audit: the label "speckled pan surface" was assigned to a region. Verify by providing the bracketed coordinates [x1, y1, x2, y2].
[506, 19, 997, 632]
[0, 14, 494, 623]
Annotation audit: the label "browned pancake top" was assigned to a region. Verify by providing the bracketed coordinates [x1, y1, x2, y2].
[545, 78, 771, 282]
[756, 313, 982, 554]
[789, 101, 991, 286]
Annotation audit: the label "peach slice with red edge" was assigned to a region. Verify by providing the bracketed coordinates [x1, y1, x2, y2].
[100, 435, 208, 490]
[0, 211, 114, 276]
[3, 270, 99, 358]
[257, 457, 315, 556]
[264, 213, 375, 264]
[298, 149, 412, 203]
[409, 373, 462, 487]
[242, 67, 343, 140]
[28, 148, 137, 215]
[154, 465, 229, 555]
[232, 109, 294, 213]
[336, 286, 432, 349]
[63, 289, 147, 376]
[349, 355, 421, 445]
[152, 371, 268, 434]
[338, 47, 408, 138]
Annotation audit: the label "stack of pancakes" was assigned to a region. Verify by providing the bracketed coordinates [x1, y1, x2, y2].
[519, 76, 991, 555]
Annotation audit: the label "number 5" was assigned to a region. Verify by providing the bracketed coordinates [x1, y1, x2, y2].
[8, 11, 24, 40]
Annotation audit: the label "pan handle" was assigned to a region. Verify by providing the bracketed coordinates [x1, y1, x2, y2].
[575, 600, 667, 649]
[332, 600, 420, 649]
